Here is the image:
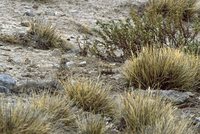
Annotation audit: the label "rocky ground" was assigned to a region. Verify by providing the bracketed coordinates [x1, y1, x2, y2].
[0, 0, 200, 133]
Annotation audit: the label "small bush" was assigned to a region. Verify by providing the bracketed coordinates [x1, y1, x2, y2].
[30, 93, 77, 130]
[63, 78, 117, 117]
[26, 20, 72, 51]
[0, 98, 51, 134]
[122, 47, 199, 90]
[77, 113, 108, 134]
[88, 1, 200, 61]
[120, 91, 196, 134]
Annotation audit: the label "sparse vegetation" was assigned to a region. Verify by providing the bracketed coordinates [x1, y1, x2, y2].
[122, 47, 199, 90]
[146, 0, 200, 21]
[86, 0, 200, 61]
[121, 91, 195, 134]
[0, 0, 200, 133]
[30, 93, 77, 131]
[0, 98, 52, 134]
[25, 20, 72, 51]
[0, 34, 21, 44]
[63, 78, 117, 118]
[77, 113, 108, 134]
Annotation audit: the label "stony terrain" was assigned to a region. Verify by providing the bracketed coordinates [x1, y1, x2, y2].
[0, 0, 200, 133]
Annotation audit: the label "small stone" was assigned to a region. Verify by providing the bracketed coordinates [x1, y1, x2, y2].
[195, 117, 200, 122]
[24, 10, 35, 17]
[0, 74, 16, 89]
[66, 61, 76, 68]
[78, 61, 87, 67]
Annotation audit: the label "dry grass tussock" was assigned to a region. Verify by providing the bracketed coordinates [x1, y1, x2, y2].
[146, 0, 200, 21]
[26, 20, 72, 51]
[0, 98, 52, 134]
[122, 47, 199, 90]
[62, 78, 117, 118]
[77, 113, 108, 134]
[121, 91, 196, 134]
[30, 92, 77, 131]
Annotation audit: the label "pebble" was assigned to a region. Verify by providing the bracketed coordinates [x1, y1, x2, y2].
[24, 10, 35, 17]
[66, 61, 76, 68]
[78, 61, 87, 67]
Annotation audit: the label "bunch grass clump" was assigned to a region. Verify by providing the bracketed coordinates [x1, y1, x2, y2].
[122, 47, 199, 90]
[63, 78, 117, 117]
[30, 93, 77, 129]
[146, 0, 200, 20]
[26, 20, 72, 51]
[77, 113, 108, 134]
[121, 91, 196, 134]
[0, 98, 51, 134]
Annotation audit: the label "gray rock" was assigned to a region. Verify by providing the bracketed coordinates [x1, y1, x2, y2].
[133, 89, 193, 105]
[0, 74, 16, 89]
[0, 86, 10, 94]
[195, 117, 200, 122]
[159, 90, 193, 105]
[14, 80, 63, 93]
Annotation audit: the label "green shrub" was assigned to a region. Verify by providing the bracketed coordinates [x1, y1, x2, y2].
[87, 1, 200, 61]
[121, 91, 196, 134]
[63, 78, 117, 118]
[122, 47, 199, 90]
[0, 98, 52, 134]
